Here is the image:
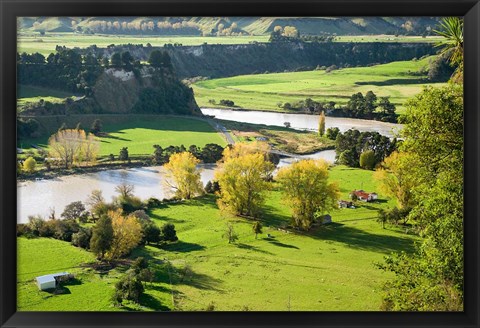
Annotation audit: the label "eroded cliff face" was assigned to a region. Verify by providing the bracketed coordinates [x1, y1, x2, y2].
[92, 66, 200, 115]
[93, 69, 141, 113]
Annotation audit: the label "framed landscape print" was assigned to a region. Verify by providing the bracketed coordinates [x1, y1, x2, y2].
[1, 0, 479, 327]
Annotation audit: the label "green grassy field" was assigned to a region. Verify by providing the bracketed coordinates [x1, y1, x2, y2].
[192, 56, 448, 114]
[18, 165, 418, 311]
[18, 116, 227, 156]
[17, 85, 77, 108]
[18, 33, 270, 56]
[17, 32, 439, 57]
[17, 237, 173, 311]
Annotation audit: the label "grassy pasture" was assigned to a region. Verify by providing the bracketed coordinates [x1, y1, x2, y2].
[192, 56, 448, 114]
[17, 165, 418, 311]
[147, 165, 412, 311]
[18, 115, 227, 156]
[17, 33, 270, 57]
[17, 237, 173, 311]
[17, 33, 441, 57]
[17, 85, 77, 108]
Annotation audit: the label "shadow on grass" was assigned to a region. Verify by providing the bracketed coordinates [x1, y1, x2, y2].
[139, 293, 171, 311]
[157, 241, 206, 253]
[104, 118, 215, 134]
[266, 240, 299, 249]
[149, 195, 219, 224]
[261, 204, 292, 227]
[177, 269, 224, 292]
[175, 194, 219, 210]
[62, 277, 82, 286]
[310, 222, 416, 254]
[236, 243, 274, 255]
[149, 212, 186, 225]
[146, 284, 171, 294]
[355, 78, 428, 86]
[101, 133, 131, 142]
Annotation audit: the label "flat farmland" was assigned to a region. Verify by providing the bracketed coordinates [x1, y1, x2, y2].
[192, 56, 448, 114]
[17, 33, 269, 57]
[18, 115, 227, 156]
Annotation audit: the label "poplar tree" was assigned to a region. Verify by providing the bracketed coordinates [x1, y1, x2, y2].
[318, 111, 326, 137]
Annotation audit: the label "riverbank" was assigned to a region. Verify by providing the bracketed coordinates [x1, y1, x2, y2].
[218, 119, 336, 155]
[17, 159, 152, 182]
[201, 108, 402, 138]
[17, 150, 337, 223]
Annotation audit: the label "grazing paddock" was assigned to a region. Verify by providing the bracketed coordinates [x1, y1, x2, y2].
[192, 57, 448, 114]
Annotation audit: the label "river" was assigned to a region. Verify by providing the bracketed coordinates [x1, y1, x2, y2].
[17, 150, 336, 223]
[18, 108, 389, 223]
[201, 108, 402, 138]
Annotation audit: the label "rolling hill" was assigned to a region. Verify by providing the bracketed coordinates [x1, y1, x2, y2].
[18, 17, 441, 36]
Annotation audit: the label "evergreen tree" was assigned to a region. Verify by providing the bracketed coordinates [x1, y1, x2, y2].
[90, 216, 114, 260]
[119, 147, 129, 162]
[110, 52, 122, 68]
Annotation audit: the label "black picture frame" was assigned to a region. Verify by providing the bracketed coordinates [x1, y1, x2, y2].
[1, 0, 479, 327]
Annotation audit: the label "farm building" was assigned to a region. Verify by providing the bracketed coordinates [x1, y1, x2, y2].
[350, 190, 378, 202]
[338, 200, 355, 208]
[35, 272, 71, 291]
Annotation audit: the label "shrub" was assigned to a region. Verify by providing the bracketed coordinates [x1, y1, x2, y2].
[23, 157, 36, 174]
[38, 220, 56, 238]
[142, 221, 161, 245]
[359, 150, 376, 170]
[119, 196, 144, 214]
[205, 180, 220, 194]
[71, 227, 92, 249]
[28, 215, 46, 237]
[16, 223, 32, 237]
[113, 271, 144, 304]
[326, 127, 340, 140]
[53, 219, 80, 242]
[146, 197, 162, 208]
[219, 99, 235, 107]
[161, 223, 178, 242]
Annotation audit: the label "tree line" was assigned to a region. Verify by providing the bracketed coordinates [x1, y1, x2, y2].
[18, 49, 175, 95]
[278, 91, 397, 122]
[334, 129, 398, 169]
[161, 141, 339, 231]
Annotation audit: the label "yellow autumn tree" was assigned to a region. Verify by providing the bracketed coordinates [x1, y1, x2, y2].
[106, 209, 142, 260]
[163, 152, 204, 199]
[78, 132, 99, 166]
[277, 159, 339, 230]
[222, 141, 271, 161]
[48, 129, 99, 168]
[215, 143, 275, 218]
[22, 156, 36, 174]
[373, 151, 419, 209]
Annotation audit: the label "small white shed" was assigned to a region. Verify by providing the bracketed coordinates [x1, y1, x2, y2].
[35, 272, 69, 291]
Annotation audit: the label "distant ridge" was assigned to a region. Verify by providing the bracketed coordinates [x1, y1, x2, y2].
[18, 17, 441, 36]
